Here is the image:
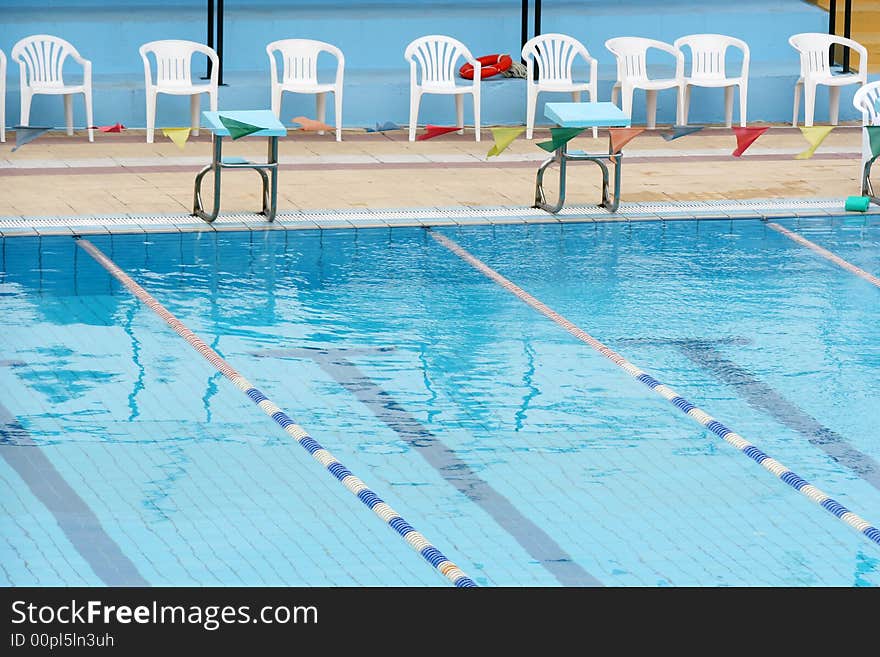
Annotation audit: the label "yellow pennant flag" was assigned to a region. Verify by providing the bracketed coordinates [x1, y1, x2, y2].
[162, 127, 191, 151]
[795, 125, 833, 159]
[487, 126, 525, 157]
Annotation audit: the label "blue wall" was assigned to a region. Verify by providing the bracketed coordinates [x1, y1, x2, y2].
[1, 1, 854, 130]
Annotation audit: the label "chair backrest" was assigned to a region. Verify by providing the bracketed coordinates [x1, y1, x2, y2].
[789, 32, 866, 80]
[139, 40, 218, 88]
[522, 33, 592, 84]
[405, 35, 474, 88]
[11, 34, 82, 87]
[0, 49, 5, 90]
[674, 33, 749, 81]
[266, 39, 343, 86]
[605, 36, 682, 82]
[853, 81, 880, 125]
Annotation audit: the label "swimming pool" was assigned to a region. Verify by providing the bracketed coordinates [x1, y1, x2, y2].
[1, 216, 878, 587]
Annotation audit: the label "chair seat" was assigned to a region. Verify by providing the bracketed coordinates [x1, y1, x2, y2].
[417, 83, 476, 94]
[616, 78, 681, 91]
[30, 83, 86, 95]
[153, 83, 216, 96]
[533, 81, 592, 93]
[798, 73, 864, 87]
[279, 81, 338, 94]
[684, 77, 745, 88]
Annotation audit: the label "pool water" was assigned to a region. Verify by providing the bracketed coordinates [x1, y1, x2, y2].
[1, 216, 878, 587]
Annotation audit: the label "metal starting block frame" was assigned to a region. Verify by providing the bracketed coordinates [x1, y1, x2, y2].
[193, 110, 287, 223]
[533, 102, 631, 214]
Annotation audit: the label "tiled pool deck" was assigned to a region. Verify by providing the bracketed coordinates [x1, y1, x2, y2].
[1, 123, 879, 234]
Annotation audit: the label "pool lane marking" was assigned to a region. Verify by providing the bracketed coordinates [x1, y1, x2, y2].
[256, 347, 601, 587]
[0, 402, 149, 586]
[766, 222, 880, 289]
[76, 238, 476, 588]
[674, 340, 880, 491]
[429, 230, 880, 548]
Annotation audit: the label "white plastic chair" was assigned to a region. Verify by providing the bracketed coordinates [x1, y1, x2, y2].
[0, 49, 6, 143]
[790, 32, 867, 127]
[521, 33, 599, 139]
[605, 37, 684, 128]
[674, 34, 749, 128]
[11, 35, 93, 142]
[139, 40, 219, 144]
[853, 81, 880, 194]
[404, 35, 481, 142]
[267, 39, 344, 141]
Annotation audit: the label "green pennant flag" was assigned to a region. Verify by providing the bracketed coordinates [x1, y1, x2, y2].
[218, 115, 263, 140]
[866, 125, 880, 160]
[536, 127, 586, 152]
[487, 126, 525, 157]
[11, 126, 53, 152]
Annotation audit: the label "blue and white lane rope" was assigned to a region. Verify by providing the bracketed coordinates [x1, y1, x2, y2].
[77, 238, 476, 587]
[430, 230, 880, 548]
[766, 222, 880, 289]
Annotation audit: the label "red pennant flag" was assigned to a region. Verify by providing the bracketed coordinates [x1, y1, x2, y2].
[608, 127, 645, 163]
[416, 125, 461, 141]
[98, 123, 125, 133]
[731, 127, 768, 157]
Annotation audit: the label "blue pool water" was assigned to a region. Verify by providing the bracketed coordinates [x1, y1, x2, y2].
[1, 216, 879, 587]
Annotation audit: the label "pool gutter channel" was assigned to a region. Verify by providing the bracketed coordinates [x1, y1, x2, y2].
[1, 198, 878, 237]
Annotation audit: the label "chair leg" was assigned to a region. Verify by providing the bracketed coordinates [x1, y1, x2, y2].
[588, 87, 598, 138]
[409, 91, 421, 141]
[828, 85, 841, 126]
[190, 95, 200, 137]
[676, 83, 685, 126]
[64, 94, 74, 136]
[20, 90, 32, 128]
[724, 86, 734, 128]
[738, 82, 747, 128]
[84, 90, 94, 143]
[271, 86, 282, 118]
[804, 81, 816, 128]
[146, 90, 156, 144]
[645, 89, 658, 129]
[473, 91, 480, 142]
[334, 88, 343, 142]
[611, 83, 620, 107]
[0, 94, 4, 143]
[792, 80, 802, 127]
[316, 92, 327, 136]
[455, 94, 464, 135]
[209, 88, 218, 112]
[681, 85, 690, 126]
[525, 86, 537, 139]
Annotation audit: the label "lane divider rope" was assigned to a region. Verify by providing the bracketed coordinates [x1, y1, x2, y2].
[76, 238, 477, 587]
[766, 222, 880, 289]
[430, 230, 880, 548]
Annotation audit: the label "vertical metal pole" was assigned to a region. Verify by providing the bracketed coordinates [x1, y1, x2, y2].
[217, 0, 224, 85]
[205, 0, 214, 78]
[843, 0, 852, 73]
[533, 0, 541, 80]
[521, 0, 529, 64]
[828, 0, 837, 66]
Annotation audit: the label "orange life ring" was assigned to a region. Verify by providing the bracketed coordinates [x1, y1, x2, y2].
[459, 54, 513, 80]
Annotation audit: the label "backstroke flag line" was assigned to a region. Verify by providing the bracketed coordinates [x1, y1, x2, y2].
[219, 115, 263, 140]
[417, 125, 462, 141]
[608, 127, 645, 163]
[795, 126, 833, 159]
[536, 127, 586, 152]
[732, 126, 768, 157]
[487, 126, 525, 157]
[162, 127, 191, 150]
[292, 116, 335, 132]
[11, 126, 52, 152]
[662, 125, 703, 141]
